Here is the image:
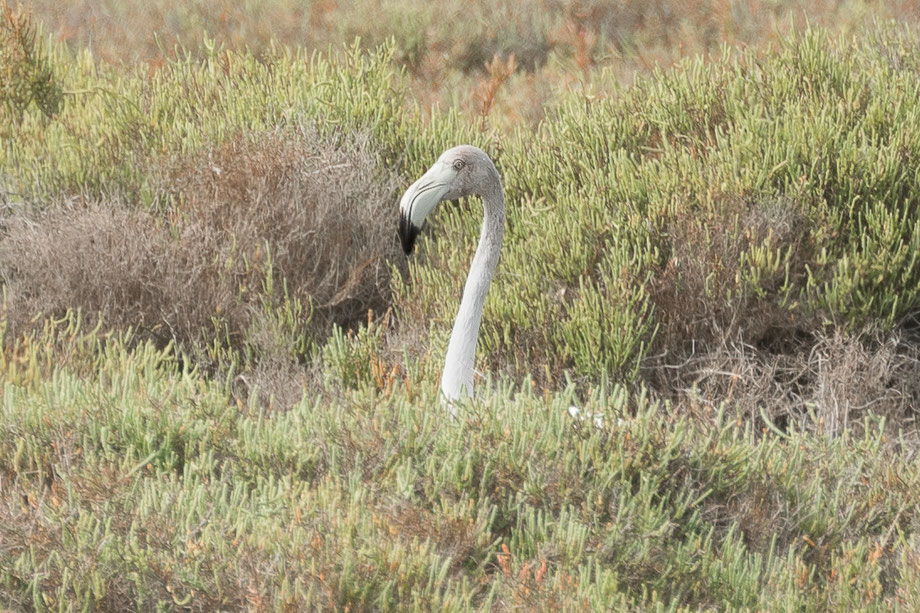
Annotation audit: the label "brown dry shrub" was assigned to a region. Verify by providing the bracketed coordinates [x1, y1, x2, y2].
[0, 126, 403, 374]
[655, 326, 920, 441]
[645, 193, 920, 440]
[0, 204, 172, 338]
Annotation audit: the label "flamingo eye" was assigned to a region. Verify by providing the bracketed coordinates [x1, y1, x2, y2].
[452, 159, 465, 171]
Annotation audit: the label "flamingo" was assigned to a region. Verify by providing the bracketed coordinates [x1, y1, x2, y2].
[398, 145, 605, 426]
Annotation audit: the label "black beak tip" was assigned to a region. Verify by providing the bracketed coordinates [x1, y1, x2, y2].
[398, 213, 420, 255]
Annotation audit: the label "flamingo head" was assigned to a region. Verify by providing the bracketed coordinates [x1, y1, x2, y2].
[397, 145, 499, 255]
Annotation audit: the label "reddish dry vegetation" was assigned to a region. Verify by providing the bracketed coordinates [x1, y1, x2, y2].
[21, 0, 920, 129]
[0, 127, 402, 363]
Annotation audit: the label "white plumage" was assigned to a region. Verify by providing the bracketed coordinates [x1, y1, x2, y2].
[398, 145, 504, 405]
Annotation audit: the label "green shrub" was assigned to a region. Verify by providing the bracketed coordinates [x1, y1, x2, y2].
[0, 2, 62, 128]
[401, 27, 920, 396]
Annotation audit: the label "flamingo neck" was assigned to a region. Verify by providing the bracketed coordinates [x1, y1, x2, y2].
[440, 183, 505, 401]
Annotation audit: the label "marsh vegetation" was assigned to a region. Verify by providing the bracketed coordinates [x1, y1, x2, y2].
[2, 1, 920, 609]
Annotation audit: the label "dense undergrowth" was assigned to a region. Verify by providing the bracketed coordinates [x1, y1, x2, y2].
[1, 2, 919, 610]
[2, 327, 918, 610]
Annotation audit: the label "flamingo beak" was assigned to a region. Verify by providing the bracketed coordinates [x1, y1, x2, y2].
[398, 164, 452, 255]
[398, 211, 420, 255]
